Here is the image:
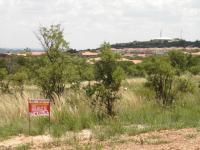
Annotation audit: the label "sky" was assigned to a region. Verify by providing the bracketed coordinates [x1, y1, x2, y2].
[0, 0, 200, 50]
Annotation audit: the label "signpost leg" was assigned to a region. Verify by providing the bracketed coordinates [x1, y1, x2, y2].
[49, 101, 50, 134]
[29, 112, 31, 135]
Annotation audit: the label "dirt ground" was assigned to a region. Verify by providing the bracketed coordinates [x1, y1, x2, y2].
[0, 128, 200, 150]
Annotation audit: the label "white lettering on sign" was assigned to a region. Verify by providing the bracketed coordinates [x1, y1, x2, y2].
[28, 99, 50, 117]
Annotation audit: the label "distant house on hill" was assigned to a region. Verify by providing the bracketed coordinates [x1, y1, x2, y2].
[17, 53, 27, 56]
[123, 53, 133, 57]
[118, 58, 143, 64]
[81, 51, 98, 58]
[31, 51, 46, 56]
[137, 54, 146, 57]
[111, 48, 123, 53]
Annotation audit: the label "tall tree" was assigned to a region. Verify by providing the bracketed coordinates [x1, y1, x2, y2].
[145, 57, 176, 105]
[37, 24, 69, 63]
[86, 42, 124, 116]
[36, 24, 69, 100]
[168, 50, 191, 74]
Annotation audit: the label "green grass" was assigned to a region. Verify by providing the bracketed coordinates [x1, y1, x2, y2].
[118, 76, 200, 130]
[51, 109, 99, 137]
[0, 117, 50, 140]
[118, 100, 200, 130]
[93, 119, 125, 141]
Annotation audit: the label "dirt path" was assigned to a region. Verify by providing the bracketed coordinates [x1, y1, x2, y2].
[0, 128, 200, 149]
[105, 128, 200, 150]
[0, 135, 52, 149]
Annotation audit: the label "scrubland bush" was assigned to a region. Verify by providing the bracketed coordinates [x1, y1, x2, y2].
[143, 51, 199, 106]
[36, 24, 69, 100]
[175, 76, 195, 93]
[85, 42, 124, 116]
[189, 66, 200, 75]
[0, 68, 10, 93]
[144, 57, 176, 105]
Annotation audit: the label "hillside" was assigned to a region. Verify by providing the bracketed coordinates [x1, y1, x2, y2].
[111, 40, 200, 49]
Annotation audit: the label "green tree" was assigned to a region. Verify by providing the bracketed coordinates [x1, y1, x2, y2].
[145, 57, 176, 105]
[188, 56, 200, 75]
[0, 68, 9, 93]
[36, 24, 69, 100]
[87, 42, 124, 116]
[0, 56, 31, 94]
[64, 56, 83, 90]
[36, 24, 69, 63]
[168, 50, 190, 74]
[10, 69, 28, 96]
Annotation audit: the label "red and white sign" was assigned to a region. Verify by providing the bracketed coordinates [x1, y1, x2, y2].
[28, 99, 50, 117]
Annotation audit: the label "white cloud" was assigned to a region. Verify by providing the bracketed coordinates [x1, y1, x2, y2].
[0, 0, 199, 49]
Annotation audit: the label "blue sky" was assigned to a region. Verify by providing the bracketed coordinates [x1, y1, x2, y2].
[0, 0, 200, 49]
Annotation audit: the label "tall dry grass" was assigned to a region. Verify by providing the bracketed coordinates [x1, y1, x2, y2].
[0, 77, 199, 139]
[0, 90, 40, 125]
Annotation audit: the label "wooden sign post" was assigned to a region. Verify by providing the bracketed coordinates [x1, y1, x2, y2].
[28, 99, 50, 135]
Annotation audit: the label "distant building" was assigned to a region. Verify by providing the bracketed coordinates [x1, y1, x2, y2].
[123, 53, 133, 57]
[137, 54, 146, 57]
[31, 51, 46, 56]
[81, 51, 98, 58]
[111, 48, 123, 53]
[17, 53, 27, 56]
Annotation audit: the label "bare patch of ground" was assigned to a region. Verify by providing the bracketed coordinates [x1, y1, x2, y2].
[0, 128, 200, 149]
[0, 134, 52, 149]
[106, 128, 200, 150]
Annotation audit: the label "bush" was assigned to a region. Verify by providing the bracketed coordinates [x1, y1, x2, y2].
[87, 42, 125, 116]
[168, 50, 191, 74]
[189, 66, 200, 75]
[175, 76, 195, 93]
[145, 57, 176, 105]
[36, 24, 69, 100]
[0, 68, 10, 93]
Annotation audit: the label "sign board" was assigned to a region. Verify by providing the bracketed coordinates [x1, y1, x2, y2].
[28, 99, 51, 135]
[28, 99, 50, 117]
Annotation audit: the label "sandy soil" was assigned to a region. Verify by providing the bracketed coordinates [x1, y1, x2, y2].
[104, 128, 200, 150]
[0, 128, 200, 149]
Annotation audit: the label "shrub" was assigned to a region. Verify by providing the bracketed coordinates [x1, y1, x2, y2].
[168, 50, 190, 74]
[86, 42, 125, 116]
[175, 76, 195, 94]
[145, 57, 176, 106]
[36, 24, 69, 100]
[189, 66, 200, 75]
[0, 68, 10, 93]
[10, 70, 28, 96]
